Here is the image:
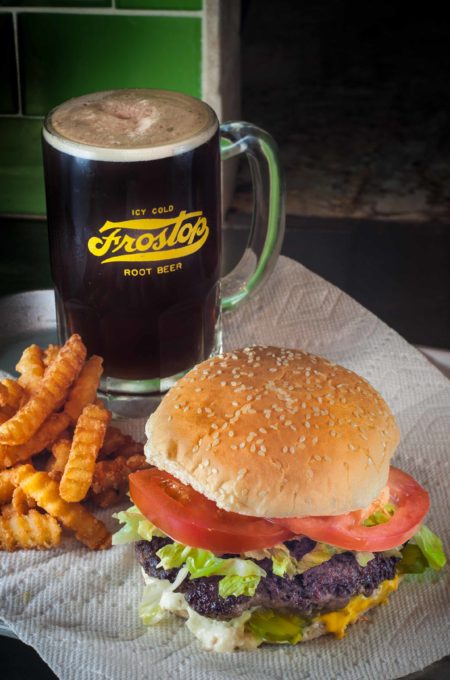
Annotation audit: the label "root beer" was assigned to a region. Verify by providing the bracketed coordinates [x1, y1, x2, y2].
[43, 90, 221, 390]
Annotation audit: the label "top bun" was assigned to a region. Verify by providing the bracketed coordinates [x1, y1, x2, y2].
[145, 347, 400, 517]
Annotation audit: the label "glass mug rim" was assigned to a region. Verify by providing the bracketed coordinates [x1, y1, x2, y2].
[43, 88, 219, 162]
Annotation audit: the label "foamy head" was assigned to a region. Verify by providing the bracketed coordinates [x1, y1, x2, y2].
[44, 89, 218, 162]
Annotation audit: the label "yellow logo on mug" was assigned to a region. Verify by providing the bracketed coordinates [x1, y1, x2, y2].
[87, 210, 209, 263]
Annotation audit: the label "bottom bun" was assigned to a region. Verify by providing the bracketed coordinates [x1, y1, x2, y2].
[141, 570, 398, 652]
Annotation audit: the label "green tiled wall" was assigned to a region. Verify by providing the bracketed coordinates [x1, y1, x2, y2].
[1, 2, 112, 8]
[0, 1, 202, 6]
[19, 14, 201, 115]
[117, 1, 202, 8]
[0, 13, 18, 113]
[0, 0, 203, 215]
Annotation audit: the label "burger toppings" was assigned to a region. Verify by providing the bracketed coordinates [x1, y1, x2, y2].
[133, 534, 401, 620]
[114, 503, 445, 613]
[271, 467, 431, 551]
[128, 468, 293, 553]
[128, 466, 430, 554]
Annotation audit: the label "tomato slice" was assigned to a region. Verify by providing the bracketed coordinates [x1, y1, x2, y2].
[129, 468, 294, 553]
[271, 467, 430, 552]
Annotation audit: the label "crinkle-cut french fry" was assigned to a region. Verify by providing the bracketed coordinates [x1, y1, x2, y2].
[98, 427, 144, 461]
[0, 412, 70, 469]
[43, 344, 61, 368]
[0, 468, 17, 504]
[98, 426, 131, 458]
[64, 355, 103, 423]
[0, 508, 61, 551]
[17, 465, 111, 550]
[11, 486, 35, 515]
[0, 334, 86, 445]
[0, 406, 15, 426]
[91, 454, 149, 495]
[0, 378, 27, 411]
[60, 404, 110, 502]
[46, 437, 72, 481]
[16, 344, 45, 393]
[90, 488, 122, 508]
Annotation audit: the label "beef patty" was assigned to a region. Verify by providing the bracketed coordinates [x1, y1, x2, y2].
[135, 537, 400, 621]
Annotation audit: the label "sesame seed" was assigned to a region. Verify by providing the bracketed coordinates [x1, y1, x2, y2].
[289, 446, 296, 454]
[239, 442, 245, 449]
[228, 430, 234, 437]
[314, 455, 321, 461]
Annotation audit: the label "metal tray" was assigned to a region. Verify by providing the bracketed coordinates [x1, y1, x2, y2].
[0, 289, 57, 379]
[0, 290, 57, 640]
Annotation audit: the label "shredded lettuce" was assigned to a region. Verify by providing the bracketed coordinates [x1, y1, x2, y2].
[363, 503, 396, 527]
[398, 543, 429, 576]
[355, 551, 375, 567]
[270, 547, 297, 577]
[246, 609, 307, 645]
[112, 505, 166, 545]
[139, 568, 188, 625]
[156, 542, 266, 598]
[295, 542, 345, 574]
[398, 525, 446, 582]
[218, 575, 261, 598]
[412, 525, 447, 571]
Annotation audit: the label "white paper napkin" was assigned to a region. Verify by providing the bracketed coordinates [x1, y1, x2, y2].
[1, 256, 449, 680]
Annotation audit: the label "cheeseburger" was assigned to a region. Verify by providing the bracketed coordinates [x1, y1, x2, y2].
[113, 347, 446, 651]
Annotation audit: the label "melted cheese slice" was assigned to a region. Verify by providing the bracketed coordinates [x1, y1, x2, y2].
[319, 575, 399, 639]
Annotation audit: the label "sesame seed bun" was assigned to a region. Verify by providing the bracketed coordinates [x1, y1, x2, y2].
[144, 347, 400, 517]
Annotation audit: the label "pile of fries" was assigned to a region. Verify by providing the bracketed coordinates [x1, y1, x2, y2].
[0, 334, 149, 551]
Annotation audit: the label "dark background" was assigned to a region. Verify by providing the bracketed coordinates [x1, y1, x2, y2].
[229, 0, 450, 349]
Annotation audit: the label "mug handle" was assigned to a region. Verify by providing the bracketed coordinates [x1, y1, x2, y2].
[219, 122, 285, 311]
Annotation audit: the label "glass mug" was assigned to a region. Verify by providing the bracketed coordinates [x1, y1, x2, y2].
[42, 89, 284, 406]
